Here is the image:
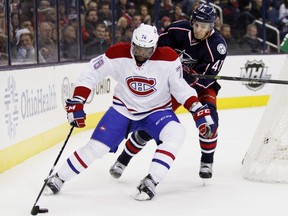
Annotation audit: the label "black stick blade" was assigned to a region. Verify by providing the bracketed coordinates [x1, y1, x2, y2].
[31, 205, 49, 215]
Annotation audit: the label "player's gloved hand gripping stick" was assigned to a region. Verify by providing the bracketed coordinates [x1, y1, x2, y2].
[65, 97, 86, 128]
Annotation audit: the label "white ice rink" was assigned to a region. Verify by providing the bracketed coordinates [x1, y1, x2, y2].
[1, 107, 288, 216]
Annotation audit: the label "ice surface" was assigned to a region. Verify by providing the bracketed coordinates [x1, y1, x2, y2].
[1, 107, 287, 216]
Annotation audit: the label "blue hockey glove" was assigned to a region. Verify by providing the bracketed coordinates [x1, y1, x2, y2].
[65, 97, 86, 128]
[191, 104, 216, 139]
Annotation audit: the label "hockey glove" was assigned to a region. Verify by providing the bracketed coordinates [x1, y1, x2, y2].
[191, 104, 216, 139]
[65, 97, 86, 128]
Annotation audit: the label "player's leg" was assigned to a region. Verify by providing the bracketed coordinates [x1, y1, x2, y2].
[45, 107, 129, 194]
[110, 130, 152, 178]
[133, 111, 185, 200]
[46, 140, 111, 194]
[198, 89, 219, 179]
[109, 96, 181, 179]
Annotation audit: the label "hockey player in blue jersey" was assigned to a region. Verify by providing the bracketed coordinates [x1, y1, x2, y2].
[110, 3, 227, 180]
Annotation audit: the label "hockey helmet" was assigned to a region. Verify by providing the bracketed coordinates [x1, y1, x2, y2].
[191, 3, 217, 24]
[131, 23, 159, 59]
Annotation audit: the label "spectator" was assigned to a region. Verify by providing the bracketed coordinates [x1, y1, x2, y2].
[14, 28, 45, 63]
[214, 16, 222, 33]
[160, 16, 171, 32]
[38, 0, 51, 23]
[238, 0, 253, 12]
[62, 24, 79, 60]
[181, 0, 195, 14]
[38, 21, 58, 62]
[131, 14, 142, 28]
[115, 26, 123, 43]
[146, 0, 156, 23]
[139, 4, 152, 24]
[85, 9, 100, 40]
[222, 0, 241, 27]
[0, 29, 7, 54]
[279, 0, 288, 39]
[11, 12, 20, 34]
[0, 29, 8, 65]
[123, 2, 137, 25]
[39, 0, 51, 10]
[67, 10, 89, 43]
[43, 8, 57, 25]
[116, 0, 128, 20]
[238, 23, 263, 53]
[18, 1, 34, 21]
[19, 17, 34, 37]
[172, 3, 189, 21]
[222, 0, 255, 39]
[86, 0, 98, 11]
[83, 23, 108, 59]
[220, 23, 241, 54]
[117, 16, 129, 35]
[250, 0, 268, 21]
[52, 24, 63, 56]
[98, 2, 113, 30]
[104, 29, 112, 47]
[159, 0, 174, 19]
[121, 26, 134, 42]
[59, 1, 69, 27]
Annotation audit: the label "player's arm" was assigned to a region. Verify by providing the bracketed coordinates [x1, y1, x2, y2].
[169, 59, 216, 138]
[189, 40, 227, 89]
[158, 25, 175, 47]
[197, 38, 227, 76]
[65, 54, 113, 128]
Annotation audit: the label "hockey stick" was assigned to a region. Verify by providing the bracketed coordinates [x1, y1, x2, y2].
[30, 125, 75, 215]
[190, 74, 288, 85]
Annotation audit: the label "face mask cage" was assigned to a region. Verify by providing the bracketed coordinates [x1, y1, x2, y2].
[132, 42, 154, 59]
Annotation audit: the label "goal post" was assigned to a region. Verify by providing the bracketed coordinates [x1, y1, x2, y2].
[242, 56, 288, 183]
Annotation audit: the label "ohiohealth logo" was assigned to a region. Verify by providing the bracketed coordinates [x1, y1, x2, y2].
[4, 76, 20, 139]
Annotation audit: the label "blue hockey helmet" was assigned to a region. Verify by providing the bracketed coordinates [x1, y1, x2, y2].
[191, 3, 217, 24]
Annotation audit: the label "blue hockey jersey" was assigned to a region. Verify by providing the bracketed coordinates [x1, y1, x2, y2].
[158, 20, 227, 94]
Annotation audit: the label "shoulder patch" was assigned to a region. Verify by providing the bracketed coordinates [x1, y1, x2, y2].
[150, 46, 178, 61]
[217, 43, 226, 55]
[106, 42, 132, 59]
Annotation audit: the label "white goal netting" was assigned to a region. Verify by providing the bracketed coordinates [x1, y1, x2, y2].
[242, 57, 288, 183]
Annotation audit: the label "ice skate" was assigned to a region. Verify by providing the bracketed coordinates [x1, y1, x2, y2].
[109, 161, 126, 179]
[44, 173, 64, 194]
[131, 174, 157, 201]
[199, 162, 213, 179]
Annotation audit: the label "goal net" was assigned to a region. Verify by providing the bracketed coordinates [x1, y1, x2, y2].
[242, 57, 288, 183]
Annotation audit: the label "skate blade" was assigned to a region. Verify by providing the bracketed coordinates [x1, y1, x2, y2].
[131, 191, 151, 201]
[202, 178, 211, 186]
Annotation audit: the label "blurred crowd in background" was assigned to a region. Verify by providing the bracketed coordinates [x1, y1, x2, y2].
[0, 0, 287, 67]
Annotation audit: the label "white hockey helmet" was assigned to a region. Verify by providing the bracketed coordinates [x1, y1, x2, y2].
[131, 23, 159, 59]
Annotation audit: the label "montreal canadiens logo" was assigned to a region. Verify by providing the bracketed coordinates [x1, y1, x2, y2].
[126, 76, 157, 96]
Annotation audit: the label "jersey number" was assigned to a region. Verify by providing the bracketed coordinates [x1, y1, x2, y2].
[211, 60, 224, 72]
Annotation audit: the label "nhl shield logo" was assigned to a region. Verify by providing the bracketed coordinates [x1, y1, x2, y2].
[240, 60, 271, 91]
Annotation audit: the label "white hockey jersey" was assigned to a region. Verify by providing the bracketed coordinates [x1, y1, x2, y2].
[75, 42, 199, 120]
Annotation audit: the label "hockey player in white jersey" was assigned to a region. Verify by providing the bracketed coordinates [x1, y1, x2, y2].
[45, 24, 216, 201]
